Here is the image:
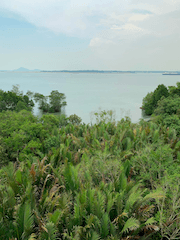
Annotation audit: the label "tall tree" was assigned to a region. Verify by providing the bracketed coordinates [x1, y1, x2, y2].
[34, 93, 49, 112]
[49, 90, 67, 113]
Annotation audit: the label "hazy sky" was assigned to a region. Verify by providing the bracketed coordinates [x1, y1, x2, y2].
[0, 0, 180, 70]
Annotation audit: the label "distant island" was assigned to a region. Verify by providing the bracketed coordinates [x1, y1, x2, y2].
[41, 70, 180, 74]
[41, 70, 136, 73]
[0, 68, 180, 74]
[12, 67, 41, 72]
[41, 70, 168, 74]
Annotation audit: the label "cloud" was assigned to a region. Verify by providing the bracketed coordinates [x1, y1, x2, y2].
[1, 0, 180, 71]
[131, 9, 153, 14]
[128, 14, 150, 22]
[130, 0, 180, 15]
[89, 22, 150, 47]
[1, 0, 180, 39]
[89, 37, 114, 47]
[111, 23, 144, 32]
[0, 0, 129, 37]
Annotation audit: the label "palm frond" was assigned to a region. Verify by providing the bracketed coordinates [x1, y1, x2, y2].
[48, 209, 62, 226]
[15, 202, 34, 239]
[101, 213, 110, 238]
[23, 202, 34, 234]
[40, 222, 57, 240]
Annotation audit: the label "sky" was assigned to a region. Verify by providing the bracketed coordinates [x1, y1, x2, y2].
[0, 0, 180, 70]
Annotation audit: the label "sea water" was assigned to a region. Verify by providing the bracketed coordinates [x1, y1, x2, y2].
[0, 71, 179, 123]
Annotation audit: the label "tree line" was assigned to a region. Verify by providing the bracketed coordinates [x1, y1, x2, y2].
[142, 82, 180, 133]
[0, 85, 67, 113]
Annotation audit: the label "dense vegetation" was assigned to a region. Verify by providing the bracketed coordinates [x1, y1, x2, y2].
[142, 82, 180, 133]
[0, 85, 67, 114]
[0, 85, 34, 112]
[1, 85, 180, 239]
[34, 90, 67, 113]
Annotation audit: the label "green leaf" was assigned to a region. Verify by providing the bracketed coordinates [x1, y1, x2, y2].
[121, 217, 140, 234]
[15, 169, 22, 184]
[40, 222, 57, 240]
[49, 209, 61, 225]
[144, 217, 157, 225]
[90, 231, 100, 240]
[101, 213, 109, 238]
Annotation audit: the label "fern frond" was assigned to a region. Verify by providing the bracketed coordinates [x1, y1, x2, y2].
[113, 212, 128, 224]
[90, 231, 100, 240]
[125, 188, 142, 212]
[117, 171, 127, 192]
[143, 189, 164, 202]
[144, 217, 157, 225]
[144, 217, 159, 231]
[121, 217, 140, 234]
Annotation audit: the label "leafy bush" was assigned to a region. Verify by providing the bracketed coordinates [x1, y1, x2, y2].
[0, 86, 34, 112]
[142, 84, 169, 115]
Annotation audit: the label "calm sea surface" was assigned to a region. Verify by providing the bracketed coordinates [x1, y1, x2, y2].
[0, 72, 180, 123]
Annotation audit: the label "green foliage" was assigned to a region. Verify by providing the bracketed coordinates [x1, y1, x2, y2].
[92, 109, 116, 124]
[49, 90, 67, 113]
[154, 95, 180, 116]
[142, 84, 169, 115]
[40, 222, 57, 240]
[153, 84, 169, 103]
[34, 92, 49, 112]
[132, 144, 180, 188]
[152, 94, 180, 133]
[0, 106, 180, 239]
[121, 218, 140, 234]
[0, 85, 68, 115]
[68, 114, 82, 125]
[168, 82, 180, 96]
[163, 114, 180, 134]
[15, 202, 34, 239]
[34, 90, 67, 113]
[142, 82, 180, 141]
[0, 85, 34, 112]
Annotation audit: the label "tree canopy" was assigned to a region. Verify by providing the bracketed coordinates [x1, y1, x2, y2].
[0, 85, 67, 114]
[0, 86, 34, 112]
[142, 81, 180, 134]
[34, 90, 67, 113]
[142, 84, 169, 115]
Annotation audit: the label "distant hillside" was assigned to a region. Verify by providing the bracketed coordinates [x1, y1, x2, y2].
[13, 67, 41, 72]
[13, 67, 30, 72]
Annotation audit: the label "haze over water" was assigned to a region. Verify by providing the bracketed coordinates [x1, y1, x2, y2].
[0, 72, 179, 124]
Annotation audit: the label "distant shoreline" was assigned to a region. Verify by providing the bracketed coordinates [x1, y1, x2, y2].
[0, 70, 179, 74]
